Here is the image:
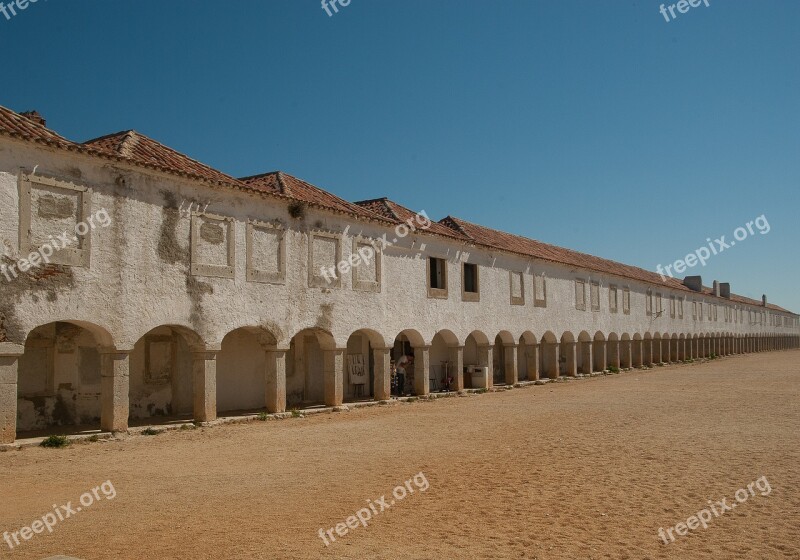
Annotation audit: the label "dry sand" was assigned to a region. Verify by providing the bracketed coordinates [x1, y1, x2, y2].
[1, 351, 798, 560]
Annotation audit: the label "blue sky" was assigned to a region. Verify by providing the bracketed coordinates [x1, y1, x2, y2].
[2, 0, 798, 310]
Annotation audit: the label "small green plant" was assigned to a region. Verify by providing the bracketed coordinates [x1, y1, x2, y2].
[257, 412, 269, 421]
[180, 423, 196, 431]
[87, 435, 100, 443]
[475, 388, 488, 394]
[710, 354, 717, 360]
[608, 366, 620, 374]
[407, 396, 419, 402]
[40, 435, 70, 448]
[290, 409, 301, 418]
[141, 427, 161, 436]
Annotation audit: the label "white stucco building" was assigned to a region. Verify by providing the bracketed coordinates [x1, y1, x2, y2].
[1, 106, 797, 444]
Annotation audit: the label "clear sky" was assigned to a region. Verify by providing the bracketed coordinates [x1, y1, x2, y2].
[2, 0, 798, 310]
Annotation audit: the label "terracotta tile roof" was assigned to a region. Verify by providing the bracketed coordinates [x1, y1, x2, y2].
[84, 130, 244, 187]
[0, 104, 89, 152]
[240, 172, 391, 223]
[440, 215, 702, 292]
[354, 198, 469, 240]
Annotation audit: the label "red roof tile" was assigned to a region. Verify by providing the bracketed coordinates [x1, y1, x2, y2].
[355, 198, 469, 240]
[84, 130, 242, 187]
[241, 172, 391, 222]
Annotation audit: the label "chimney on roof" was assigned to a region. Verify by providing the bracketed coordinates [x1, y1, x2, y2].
[683, 276, 703, 292]
[762, 295, 768, 307]
[720, 283, 731, 299]
[713, 281, 721, 297]
[21, 111, 46, 127]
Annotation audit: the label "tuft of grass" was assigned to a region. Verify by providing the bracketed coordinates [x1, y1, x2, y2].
[87, 435, 100, 443]
[141, 427, 161, 436]
[257, 412, 269, 421]
[608, 366, 620, 374]
[40, 435, 70, 448]
[180, 424, 196, 431]
[290, 409, 301, 418]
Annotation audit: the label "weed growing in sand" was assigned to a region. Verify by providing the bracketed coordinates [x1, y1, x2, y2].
[40, 435, 70, 448]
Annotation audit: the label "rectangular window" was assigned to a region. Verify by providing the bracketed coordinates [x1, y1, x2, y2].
[699, 302, 704, 320]
[510, 271, 524, 306]
[656, 293, 663, 315]
[693, 301, 697, 320]
[462, 262, 480, 302]
[646, 289, 653, 316]
[590, 281, 600, 312]
[427, 257, 448, 298]
[609, 285, 618, 314]
[678, 298, 684, 319]
[670, 296, 676, 319]
[575, 280, 586, 311]
[622, 288, 631, 315]
[534, 274, 547, 307]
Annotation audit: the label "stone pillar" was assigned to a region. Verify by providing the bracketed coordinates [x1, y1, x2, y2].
[100, 348, 130, 433]
[581, 342, 593, 374]
[372, 347, 392, 401]
[633, 340, 643, 368]
[621, 340, 632, 368]
[266, 349, 287, 413]
[0, 343, 23, 444]
[449, 345, 464, 391]
[192, 349, 218, 423]
[564, 342, 577, 377]
[413, 345, 431, 396]
[477, 344, 493, 388]
[595, 340, 607, 371]
[644, 340, 652, 366]
[324, 349, 345, 406]
[504, 344, 518, 385]
[529, 343, 540, 380]
[610, 340, 621, 369]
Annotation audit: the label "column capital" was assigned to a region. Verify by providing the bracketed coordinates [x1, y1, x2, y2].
[0, 343, 24, 357]
[98, 346, 133, 356]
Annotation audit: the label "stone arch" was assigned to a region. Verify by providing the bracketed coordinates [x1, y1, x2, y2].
[129, 324, 208, 424]
[430, 329, 463, 392]
[560, 331, 576, 377]
[463, 330, 491, 389]
[540, 331, 559, 380]
[287, 328, 340, 408]
[493, 331, 516, 385]
[593, 331, 607, 371]
[217, 326, 281, 414]
[17, 320, 116, 436]
[608, 332, 621, 369]
[578, 331, 593, 374]
[518, 331, 538, 381]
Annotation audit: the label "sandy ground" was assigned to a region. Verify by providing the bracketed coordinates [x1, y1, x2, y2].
[1, 351, 798, 560]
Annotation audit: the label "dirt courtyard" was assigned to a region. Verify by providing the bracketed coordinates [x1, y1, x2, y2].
[1, 351, 798, 560]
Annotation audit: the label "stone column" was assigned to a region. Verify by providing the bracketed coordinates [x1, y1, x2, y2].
[449, 345, 464, 391]
[595, 340, 607, 371]
[371, 347, 392, 401]
[100, 348, 130, 433]
[633, 339, 643, 368]
[610, 340, 621, 369]
[266, 349, 287, 413]
[581, 341, 593, 375]
[622, 340, 632, 368]
[528, 343, 540, 380]
[323, 349, 345, 406]
[192, 349, 218, 423]
[477, 344, 493, 388]
[564, 342, 577, 377]
[0, 343, 23, 444]
[504, 343, 518, 385]
[413, 345, 431, 396]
